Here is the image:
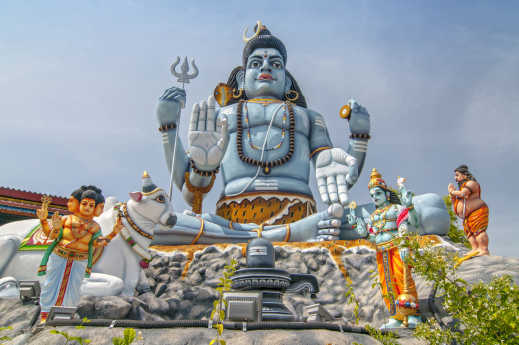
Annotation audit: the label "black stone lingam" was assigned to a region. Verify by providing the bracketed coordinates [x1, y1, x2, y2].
[231, 238, 319, 321]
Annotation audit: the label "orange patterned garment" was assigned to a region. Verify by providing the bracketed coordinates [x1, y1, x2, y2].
[376, 245, 418, 321]
[463, 205, 489, 237]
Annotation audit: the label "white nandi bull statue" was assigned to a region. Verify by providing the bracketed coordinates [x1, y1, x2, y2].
[0, 172, 176, 297]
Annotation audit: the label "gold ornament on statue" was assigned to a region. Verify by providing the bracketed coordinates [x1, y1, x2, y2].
[368, 168, 388, 190]
[395, 262, 419, 327]
[214, 83, 233, 107]
[339, 104, 351, 119]
[243, 20, 264, 43]
[285, 90, 299, 102]
[232, 88, 243, 99]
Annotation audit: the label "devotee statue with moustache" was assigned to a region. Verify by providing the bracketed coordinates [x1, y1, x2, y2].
[448, 164, 490, 260]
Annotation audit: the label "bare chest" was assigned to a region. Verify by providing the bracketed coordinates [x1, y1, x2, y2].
[222, 102, 310, 135]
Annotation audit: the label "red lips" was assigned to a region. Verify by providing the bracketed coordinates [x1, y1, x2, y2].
[258, 73, 273, 80]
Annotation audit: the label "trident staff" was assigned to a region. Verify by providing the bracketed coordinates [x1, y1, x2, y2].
[167, 57, 199, 201]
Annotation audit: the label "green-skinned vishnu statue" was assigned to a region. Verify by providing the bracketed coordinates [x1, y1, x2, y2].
[153, 22, 371, 244]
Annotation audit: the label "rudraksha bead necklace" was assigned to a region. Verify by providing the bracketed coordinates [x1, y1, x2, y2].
[236, 100, 295, 174]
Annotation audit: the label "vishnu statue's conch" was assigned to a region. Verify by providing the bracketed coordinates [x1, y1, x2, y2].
[153, 22, 371, 244]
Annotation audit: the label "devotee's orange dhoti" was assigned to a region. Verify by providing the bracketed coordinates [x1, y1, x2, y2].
[376, 242, 418, 321]
[463, 206, 489, 237]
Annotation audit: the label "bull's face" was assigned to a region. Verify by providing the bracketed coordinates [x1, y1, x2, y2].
[128, 179, 176, 228]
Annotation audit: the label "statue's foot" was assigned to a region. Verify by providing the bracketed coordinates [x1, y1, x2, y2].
[380, 318, 402, 330]
[406, 315, 422, 329]
[476, 250, 490, 256]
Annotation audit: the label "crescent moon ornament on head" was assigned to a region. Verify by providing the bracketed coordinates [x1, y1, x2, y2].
[243, 20, 263, 43]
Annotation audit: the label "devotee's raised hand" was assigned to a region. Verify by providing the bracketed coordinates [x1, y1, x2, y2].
[398, 177, 414, 208]
[448, 183, 455, 194]
[316, 148, 357, 206]
[188, 95, 229, 171]
[157, 87, 186, 125]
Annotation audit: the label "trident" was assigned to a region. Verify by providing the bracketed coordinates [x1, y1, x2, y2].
[170, 57, 199, 89]
[167, 56, 199, 201]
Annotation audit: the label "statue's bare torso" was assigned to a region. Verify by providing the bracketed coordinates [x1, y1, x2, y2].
[219, 101, 318, 197]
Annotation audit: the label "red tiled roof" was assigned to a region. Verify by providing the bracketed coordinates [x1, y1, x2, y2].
[0, 186, 69, 206]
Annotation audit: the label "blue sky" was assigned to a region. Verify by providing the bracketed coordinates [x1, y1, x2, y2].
[1, 1, 518, 256]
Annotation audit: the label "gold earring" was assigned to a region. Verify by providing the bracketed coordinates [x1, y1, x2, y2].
[285, 90, 299, 102]
[232, 88, 243, 99]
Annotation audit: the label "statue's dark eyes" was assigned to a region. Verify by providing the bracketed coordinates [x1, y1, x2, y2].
[155, 195, 166, 203]
[272, 61, 281, 69]
[250, 61, 261, 68]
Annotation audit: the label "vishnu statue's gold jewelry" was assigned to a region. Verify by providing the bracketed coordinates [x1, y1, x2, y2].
[184, 172, 216, 214]
[285, 90, 299, 102]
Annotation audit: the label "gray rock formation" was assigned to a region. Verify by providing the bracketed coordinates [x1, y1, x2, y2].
[0, 238, 517, 344]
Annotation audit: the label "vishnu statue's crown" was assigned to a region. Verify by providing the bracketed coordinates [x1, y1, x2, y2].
[368, 168, 388, 190]
[242, 21, 287, 66]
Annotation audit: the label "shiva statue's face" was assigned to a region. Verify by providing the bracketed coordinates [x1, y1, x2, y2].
[369, 187, 389, 208]
[244, 48, 287, 99]
[78, 198, 96, 219]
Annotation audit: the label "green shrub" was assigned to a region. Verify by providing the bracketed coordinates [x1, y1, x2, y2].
[401, 235, 519, 345]
[209, 257, 238, 345]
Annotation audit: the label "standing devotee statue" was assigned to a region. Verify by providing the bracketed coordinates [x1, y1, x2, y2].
[448, 164, 489, 260]
[347, 169, 421, 329]
[36, 186, 122, 323]
[155, 22, 371, 242]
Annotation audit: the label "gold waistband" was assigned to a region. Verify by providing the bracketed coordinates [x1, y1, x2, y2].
[376, 238, 398, 251]
[54, 246, 89, 261]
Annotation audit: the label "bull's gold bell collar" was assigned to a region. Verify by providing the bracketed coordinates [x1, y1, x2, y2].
[368, 168, 388, 190]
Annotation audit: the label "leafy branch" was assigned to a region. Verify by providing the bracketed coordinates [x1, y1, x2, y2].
[209, 257, 238, 345]
[0, 326, 13, 345]
[399, 235, 519, 345]
[344, 278, 360, 325]
[112, 328, 142, 345]
[49, 317, 92, 345]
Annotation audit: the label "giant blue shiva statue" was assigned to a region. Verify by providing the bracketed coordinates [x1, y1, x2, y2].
[153, 22, 371, 244]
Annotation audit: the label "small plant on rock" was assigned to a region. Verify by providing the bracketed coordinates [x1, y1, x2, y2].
[112, 328, 142, 345]
[49, 317, 92, 345]
[209, 257, 238, 345]
[0, 326, 13, 345]
[344, 277, 360, 325]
